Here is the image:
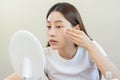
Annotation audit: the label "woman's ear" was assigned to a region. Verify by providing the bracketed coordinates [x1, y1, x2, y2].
[74, 24, 80, 30]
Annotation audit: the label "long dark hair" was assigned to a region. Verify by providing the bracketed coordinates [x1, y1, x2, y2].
[46, 2, 92, 47]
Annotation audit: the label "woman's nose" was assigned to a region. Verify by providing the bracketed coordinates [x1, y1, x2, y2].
[48, 28, 56, 37]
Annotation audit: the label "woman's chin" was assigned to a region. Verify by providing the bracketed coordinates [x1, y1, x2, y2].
[50, 45, 58, 50]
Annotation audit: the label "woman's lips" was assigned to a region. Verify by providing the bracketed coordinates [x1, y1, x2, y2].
[49, 39, 57, 45]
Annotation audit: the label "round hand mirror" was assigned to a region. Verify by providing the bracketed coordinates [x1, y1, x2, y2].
[9, 30, 45, 80]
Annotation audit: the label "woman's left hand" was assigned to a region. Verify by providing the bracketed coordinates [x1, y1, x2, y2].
[64, 28, 92, 49]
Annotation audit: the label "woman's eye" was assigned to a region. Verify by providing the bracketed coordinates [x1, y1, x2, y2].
[47, 26, 51, 29]
[56, 26, 63, 29]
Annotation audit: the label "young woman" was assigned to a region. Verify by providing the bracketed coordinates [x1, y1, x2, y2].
[5, 2, 120, 80]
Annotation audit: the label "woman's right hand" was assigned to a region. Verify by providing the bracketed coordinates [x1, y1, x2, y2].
[64, 28, 92, 49]
[4, 73, 21, 80]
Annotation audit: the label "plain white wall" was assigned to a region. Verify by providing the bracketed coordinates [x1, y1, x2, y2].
[0, 0, 120, 79]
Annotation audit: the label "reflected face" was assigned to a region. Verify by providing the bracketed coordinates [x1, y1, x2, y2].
[46, 11, 73, 50]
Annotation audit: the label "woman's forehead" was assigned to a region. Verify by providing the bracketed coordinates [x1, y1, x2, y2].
[47, 11, 65, 21]
[47, 11, 70, 25]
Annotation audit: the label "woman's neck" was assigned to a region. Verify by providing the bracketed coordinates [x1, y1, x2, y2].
[58, 45, 77, 60]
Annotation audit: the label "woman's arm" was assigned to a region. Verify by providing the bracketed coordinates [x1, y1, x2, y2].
[87, 41, 120, 79]
[4, 73, 21, 80]
[65, 28, 120, 79]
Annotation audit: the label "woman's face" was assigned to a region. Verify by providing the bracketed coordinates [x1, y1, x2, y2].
[46, 11, 74, 50]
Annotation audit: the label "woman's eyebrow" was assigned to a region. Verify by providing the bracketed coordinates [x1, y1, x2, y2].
[47, 20, 64, 23]
[54, 20, 64, 23]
